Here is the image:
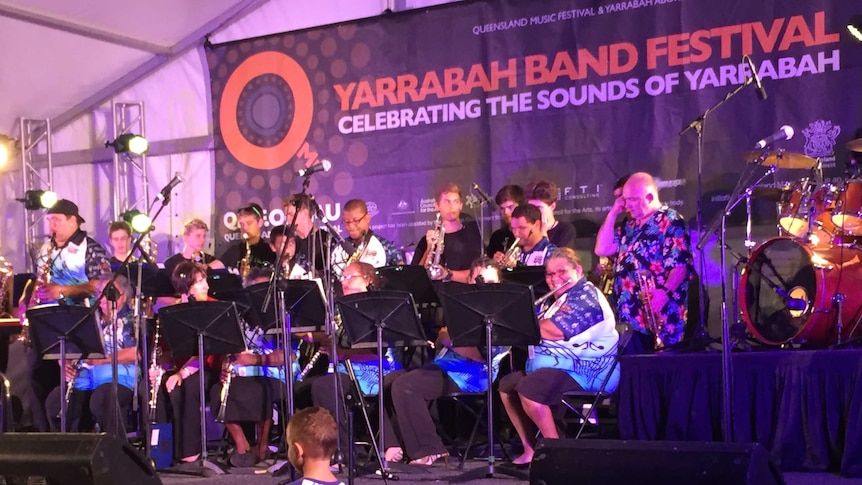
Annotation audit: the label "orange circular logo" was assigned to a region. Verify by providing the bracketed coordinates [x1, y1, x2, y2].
[219, 51, 314, 170]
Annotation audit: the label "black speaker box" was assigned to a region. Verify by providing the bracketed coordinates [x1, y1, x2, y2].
[0, 433, 161, 485]
[530, 439, 785, 485]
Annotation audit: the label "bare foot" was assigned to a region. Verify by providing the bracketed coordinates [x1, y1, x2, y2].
[512, 452, 533, 465]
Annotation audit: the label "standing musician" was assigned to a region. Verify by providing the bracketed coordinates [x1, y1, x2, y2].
[22, 199, 109, 432]
[593, 174, 631, 297]
[485, 185, 525, 258]
[330, 199, 403, 277]
[386, 258, 510, 466]
[595, 172, 693, 352]
[218, 203, 277, 272]
[499, 248, 619, 466]
[528, 180, 576, 249]
[163, 218, 226, 277]
[0, 258, 18, 374]
[410, 182, 483, 283]
[45, 275, 138, 434]
[281, 193, 330, 278]
[107, 221, 134, 265]
[493, 204, 556, 268]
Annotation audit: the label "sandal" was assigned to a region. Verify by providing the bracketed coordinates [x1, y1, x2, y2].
[408, 452, 449, 467]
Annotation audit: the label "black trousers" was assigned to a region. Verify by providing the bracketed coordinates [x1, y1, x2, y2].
[389, 364, 461, 459]
[168, 371, 204, 459]
[45, 383, 133, 434]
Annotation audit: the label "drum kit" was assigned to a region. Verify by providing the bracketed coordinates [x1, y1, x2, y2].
[737, 139, 862, 347]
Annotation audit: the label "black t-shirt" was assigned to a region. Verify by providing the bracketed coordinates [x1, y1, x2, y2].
[163, 252, 218, 278]
[486, 226, 515, 258]
[291, 228, 330, 274]
[410, 220, 482, 271]
[548, 221, 576, 249]
[218, 239, 276, 269]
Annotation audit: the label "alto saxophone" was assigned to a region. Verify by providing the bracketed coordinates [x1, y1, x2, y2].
[636, 270, 664, 349]
[148, 319, 164, 423]
[216, 357, 233, 422]
[501, 237, 522, 268]
[425, 214, 446, 280]
[345, 236, 368, 267]
[30, 233, 57, 307]
[238, 233, 251, 282]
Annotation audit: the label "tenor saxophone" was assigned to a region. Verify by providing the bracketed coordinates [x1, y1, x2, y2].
[238, 233, 251, 282]
[636, 270, 664, 349]
[425, 214, 446, 280]
[30, 233, 57, 307]
[148, 319, 164, 423]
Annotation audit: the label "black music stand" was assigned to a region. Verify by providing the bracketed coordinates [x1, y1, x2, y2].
[158, 301, 246, 476]
[111, 262, 158, 286]
[206, 270, 242, 297]
[376, 265, 439, 308]
[440, 282, 540, 481]
[337, 290, 428, 476]
[500, 266, 549, 297]
[141, 270, 177, 298]
[27, 304, 105, 433]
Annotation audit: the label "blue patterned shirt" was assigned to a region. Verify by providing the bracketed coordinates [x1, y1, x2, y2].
[433, 346, 509, 393]
[75, 305, 137, 391]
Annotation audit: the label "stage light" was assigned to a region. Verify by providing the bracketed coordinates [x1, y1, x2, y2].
[850, 15, 862, 42]
[17, 190, 58, 210]
[0, 134, 18, 169]
[121, 210, 152, 233]
[106, 134, 149, 155]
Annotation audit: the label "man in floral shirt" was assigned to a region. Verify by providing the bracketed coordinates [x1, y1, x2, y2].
[595, 172, 693, 352]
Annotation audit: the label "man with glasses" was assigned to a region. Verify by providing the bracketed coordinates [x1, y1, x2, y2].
[498, 248, 619, 466]
[595, 172, 692, 352]
[331, 199, 403, 277]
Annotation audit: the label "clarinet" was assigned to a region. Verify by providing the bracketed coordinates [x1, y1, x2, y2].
[297, 349, 323, 382]
[216, 358, 233, 423]
[58, 360, 82, 419]
[147, 319, 164, 423]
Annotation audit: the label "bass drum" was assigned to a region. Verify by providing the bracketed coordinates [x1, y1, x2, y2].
[739, 237, 862, 346]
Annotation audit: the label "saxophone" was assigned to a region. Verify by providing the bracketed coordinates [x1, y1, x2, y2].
[636, 269, 664, 349]
[597, 256, 615, 296]
[148, 319, 164, 423]
[216, 357, 233, 422]
[425, 214, 446, 280]
[30, 233, 57, 307]
[238, 233, 251, 282]
[345, 236, 368, 267]
[0, 257, 13, 318]
[501, 237, 522, 268]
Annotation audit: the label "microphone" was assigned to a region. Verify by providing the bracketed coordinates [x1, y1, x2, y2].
[297, 159, 332, 177]
[472, 183, 499, 211]
[774, 287, 807, 312]
[754, 125, 794, 149]
[309, 198, 355, 254]
[157, 172, 184, 201]
[745, 56, 767, 101]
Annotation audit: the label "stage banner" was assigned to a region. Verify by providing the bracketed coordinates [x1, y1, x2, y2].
[208, 0, 862, 255]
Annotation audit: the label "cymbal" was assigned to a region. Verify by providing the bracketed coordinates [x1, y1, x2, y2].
[847, 138, 862, 152]
[750, 186, 787, 202]
[743, 150, 817, 169]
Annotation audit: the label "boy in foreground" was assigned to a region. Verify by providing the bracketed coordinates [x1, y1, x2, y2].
[282, 407, 345, 485]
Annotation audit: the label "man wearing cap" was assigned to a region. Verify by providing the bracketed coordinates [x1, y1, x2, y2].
[23, 199, 110, 432]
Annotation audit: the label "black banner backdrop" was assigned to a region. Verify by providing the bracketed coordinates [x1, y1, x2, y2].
[208, 0, 862, 255]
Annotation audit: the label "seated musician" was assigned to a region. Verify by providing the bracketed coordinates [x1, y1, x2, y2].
[493, 204, 556, 268]
[498, 248, 619, 466]
[385, 257, 510, 466]
[45, 275, 138, 434]
[330, 199, 404, 277]
[163, 218, 226, 277]
[209, 267, 277, 468]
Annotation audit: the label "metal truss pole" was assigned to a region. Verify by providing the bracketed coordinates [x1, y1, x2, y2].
[19, 118, 53, 272]
[111, 101, 150, 220]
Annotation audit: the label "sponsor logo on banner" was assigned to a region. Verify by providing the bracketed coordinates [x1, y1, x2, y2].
[803, 120, 840, 169]
[463, 193, 482, 209]
[419, 198, 437, 214]
[392, 200, 415, 216]
[220, 202, 341, 242]
[366, 201, 380, 218]
[563, 184, 602, 201]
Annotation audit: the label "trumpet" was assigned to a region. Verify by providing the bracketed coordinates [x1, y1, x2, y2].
[501, 238, 521, 268]
[425, 214, 446, 280]
[238, 233, 251, 282]
[636, 270, 663, 349]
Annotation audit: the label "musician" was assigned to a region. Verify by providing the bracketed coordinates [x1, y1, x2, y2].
[592, 174, 631, 297]
[330, 199, 403, 276]
[0, 260, 18, 374]
[386, 257, 509, 466]
[493, 204, 556, 267]
[499, 248, 619, 466]
[107, 221, 134, 265]
[528, 180, 576, 249]
[595, 172, 692, 351]
[163, 218, 226, 277]
[485, 184, 525, 258]
[45, 275, 138, 435]
[23, 199, 109, 431]
[410, 182, 483, 283]
[281, 193, 330, 277]
[218, 203, 277, 271]
[160, 261, 213, 464]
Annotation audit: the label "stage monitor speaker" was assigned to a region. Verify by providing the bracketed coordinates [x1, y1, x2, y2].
[0, 432, 162, 485]
[530, 439, 785, 485]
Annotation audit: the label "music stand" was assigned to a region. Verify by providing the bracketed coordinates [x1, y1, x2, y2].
[337, 290, 428, 476]
[111, 262, 158, 287]
[141, 270, 177, 298]
[376, 265, 439, 308]
[440, 282, 541, 481]
[500, 266, 549, 297]
[27, 304, 105, 433]
[206, 270, 242, 296]
[158, 301, 246, 476]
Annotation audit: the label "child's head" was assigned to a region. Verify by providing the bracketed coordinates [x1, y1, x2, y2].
[286, 406, 338, 469]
